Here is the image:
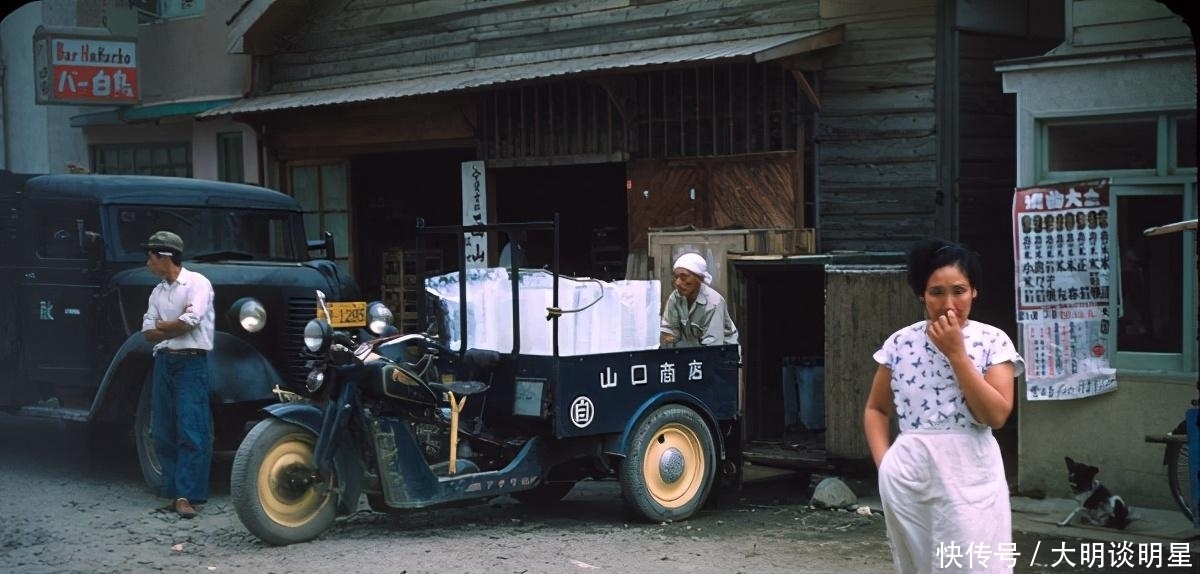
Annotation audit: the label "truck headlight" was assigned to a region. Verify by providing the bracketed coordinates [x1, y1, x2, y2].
[367, 301, 395, 335]
[231, 298, 267, 333]
[303, 318, 332, 353]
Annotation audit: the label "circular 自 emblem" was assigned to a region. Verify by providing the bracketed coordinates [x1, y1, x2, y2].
[569, 396, 594, 428]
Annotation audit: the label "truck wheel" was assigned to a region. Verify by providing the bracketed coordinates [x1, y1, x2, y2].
[511, 481, 575, 506]
[134, 374, 218, 494]
[619, 404, 715, 522]
[134, 377, 163, 491]
[230, 418, 337, 546]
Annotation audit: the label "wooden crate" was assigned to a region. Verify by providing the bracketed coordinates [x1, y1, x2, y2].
[647, 229, 751, 310]
[381, 248, 444, 334]
[745, 228, 816, 255]
[381, 286, 404, 315]
[381, 247, 405, 285]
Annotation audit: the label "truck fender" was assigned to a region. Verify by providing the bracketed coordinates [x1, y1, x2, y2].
[90, 331, 288, 422]
[259, 401, 324, 435]
[206, 333, 289, 404]
[602, 390, 727, 463]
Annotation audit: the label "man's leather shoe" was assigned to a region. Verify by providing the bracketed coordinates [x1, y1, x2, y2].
[174, 498, 198, 519]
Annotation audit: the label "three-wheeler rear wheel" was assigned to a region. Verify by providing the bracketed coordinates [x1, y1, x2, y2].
[619, 404, 716, 522]
[230, 419, 337, 546]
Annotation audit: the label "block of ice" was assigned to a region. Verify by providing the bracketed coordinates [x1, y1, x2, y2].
[425, 268, 662, 356]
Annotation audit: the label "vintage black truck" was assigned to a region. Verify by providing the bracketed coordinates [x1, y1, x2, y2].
[0, 172, 392, 488]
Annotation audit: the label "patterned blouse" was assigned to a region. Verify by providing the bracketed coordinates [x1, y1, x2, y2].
[873, 320, 1024, 431]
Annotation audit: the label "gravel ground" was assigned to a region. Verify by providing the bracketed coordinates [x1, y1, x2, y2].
[1, 413, 1189, 574]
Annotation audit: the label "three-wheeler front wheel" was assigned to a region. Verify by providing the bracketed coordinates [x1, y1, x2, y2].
[230, 419, 337, 546]
[619, 404, 716, 522]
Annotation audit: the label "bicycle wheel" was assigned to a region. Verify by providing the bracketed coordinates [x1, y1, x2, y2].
[1167, 439, 1194, 523]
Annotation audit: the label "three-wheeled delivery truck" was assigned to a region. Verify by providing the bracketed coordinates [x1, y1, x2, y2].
[230, 218, 743, 545]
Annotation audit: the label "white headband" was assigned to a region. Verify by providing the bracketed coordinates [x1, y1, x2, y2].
[673, 252, 712, 285]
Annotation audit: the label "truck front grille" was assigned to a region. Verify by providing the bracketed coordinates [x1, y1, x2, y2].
[286, 297, 318, 388]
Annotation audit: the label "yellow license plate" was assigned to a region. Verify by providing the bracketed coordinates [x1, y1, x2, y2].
[317, 301, 367, 328]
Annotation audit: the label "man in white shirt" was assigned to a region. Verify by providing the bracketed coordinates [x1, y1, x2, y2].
[141, 230, 215, 519]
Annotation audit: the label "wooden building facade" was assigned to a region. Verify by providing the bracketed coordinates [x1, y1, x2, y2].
[203, 0, 1063, 468]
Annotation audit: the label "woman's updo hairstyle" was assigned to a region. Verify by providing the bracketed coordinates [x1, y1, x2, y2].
[906, 237, 983, 297]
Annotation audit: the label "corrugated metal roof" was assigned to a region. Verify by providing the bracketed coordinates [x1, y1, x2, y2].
[200, 29, 837, 118]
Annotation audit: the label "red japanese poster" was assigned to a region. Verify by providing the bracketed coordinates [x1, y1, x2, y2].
[1012, 179, 1116, 400]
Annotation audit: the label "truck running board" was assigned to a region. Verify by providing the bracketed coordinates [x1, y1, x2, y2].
[17, 405, 90, 422]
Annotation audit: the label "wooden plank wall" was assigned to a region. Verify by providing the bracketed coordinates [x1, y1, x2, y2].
[626, 152, 799, 249]
[262, 0, 823, 93]
[1069, 0, 1189, 48]
[816, 0, 940, 251]
[956, 31, 1059, 337]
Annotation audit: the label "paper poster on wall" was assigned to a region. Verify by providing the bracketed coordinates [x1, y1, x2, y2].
[1012, 178, 1116, 401]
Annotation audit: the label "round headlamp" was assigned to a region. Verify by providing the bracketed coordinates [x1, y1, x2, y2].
[234, 298, 267, 333]
[367, 301, 395, 335]
[303, 318, 332, 353]
[305, 369, 326, 393]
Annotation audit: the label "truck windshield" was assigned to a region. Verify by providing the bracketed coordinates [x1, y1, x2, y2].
[110, 206, 305, 262]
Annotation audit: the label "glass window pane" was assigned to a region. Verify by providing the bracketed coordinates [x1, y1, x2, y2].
[1176, 116, 1196, 168]
[119, 148, 135, 172]
[291, 166, 319, 211]
[324, 212, 349, 258]
[217, 132, 244, 182]
[303, 214, 320, 243]
[1116, 195, 1183, 353]
[1048, 120, 1157, 171]
[320, 164, 347, 209]
[170, 145, 188, 165]
[153, 147, 169, 166]
[135, 147, 151, 169]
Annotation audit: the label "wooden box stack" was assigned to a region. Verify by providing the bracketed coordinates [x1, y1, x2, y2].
[381, 248, 444, 334]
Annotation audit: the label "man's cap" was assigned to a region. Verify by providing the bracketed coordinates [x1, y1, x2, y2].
[142, 230, 184, 253]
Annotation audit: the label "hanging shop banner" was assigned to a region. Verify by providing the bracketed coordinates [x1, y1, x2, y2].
[1012, 178, 1116, 401]
[33, 27, 139, 105]
[461, 161, 488, 270]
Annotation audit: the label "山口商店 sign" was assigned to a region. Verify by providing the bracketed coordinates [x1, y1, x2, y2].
[33, 26, 139, 105]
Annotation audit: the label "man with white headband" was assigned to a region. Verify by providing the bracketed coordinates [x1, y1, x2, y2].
[660, 252, 739, 347]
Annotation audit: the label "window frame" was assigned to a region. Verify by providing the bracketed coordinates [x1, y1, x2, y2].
[1035, 111, 1197, 374]
[133, 0, 205, 24]
[285, 160, 353, 275]
[217, 131, 244, 183]
[1107, 184, 1196, 372]
[89, 142, 192, 177]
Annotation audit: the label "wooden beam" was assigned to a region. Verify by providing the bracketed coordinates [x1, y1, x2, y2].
[1143, 219, 1197, 236]
[792, 70, 820, 111]
[754, 25, 845, 63]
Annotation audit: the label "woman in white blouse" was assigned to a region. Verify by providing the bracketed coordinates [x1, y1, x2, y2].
[864, 238, 1025, 574]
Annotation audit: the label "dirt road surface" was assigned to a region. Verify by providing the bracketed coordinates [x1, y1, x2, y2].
[0, 414, 1184, 574]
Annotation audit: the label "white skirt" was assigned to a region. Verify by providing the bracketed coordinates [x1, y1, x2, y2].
[878, 428, 1011, 574]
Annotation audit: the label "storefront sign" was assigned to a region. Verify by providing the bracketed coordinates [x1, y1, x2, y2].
[33, 27, 139, 105]
[461, 161, 488, 269]
[1012, 178, 1116, 401]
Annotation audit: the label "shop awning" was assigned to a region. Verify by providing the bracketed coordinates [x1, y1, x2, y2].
[199, 26, 842, 118]
[70, 96, 242, 127]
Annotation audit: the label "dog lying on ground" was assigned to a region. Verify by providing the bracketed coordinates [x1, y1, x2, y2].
[1058, 456, 1131, 529]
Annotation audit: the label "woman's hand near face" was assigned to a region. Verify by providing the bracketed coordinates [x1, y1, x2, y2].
[927, 309, 966, 358]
